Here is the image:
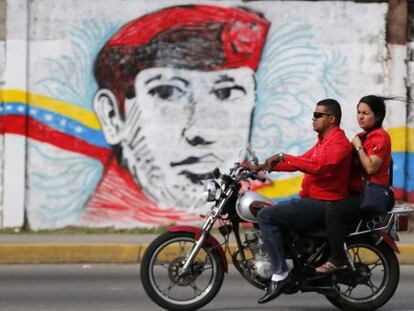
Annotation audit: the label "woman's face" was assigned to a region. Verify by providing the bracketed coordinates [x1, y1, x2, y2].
[357, 102, 376, 131]
[120, 67, 256, 210]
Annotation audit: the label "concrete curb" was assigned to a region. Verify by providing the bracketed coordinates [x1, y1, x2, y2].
[0, 243, 413, 264]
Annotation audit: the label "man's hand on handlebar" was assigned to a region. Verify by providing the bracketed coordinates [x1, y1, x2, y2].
[241, 152, 284, 172]
[241, 162, 266, 172]
[264, 152, 284, 171]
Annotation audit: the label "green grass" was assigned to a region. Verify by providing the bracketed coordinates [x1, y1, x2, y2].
[0, 226, 169, 235]
[0, 225, 250, 235]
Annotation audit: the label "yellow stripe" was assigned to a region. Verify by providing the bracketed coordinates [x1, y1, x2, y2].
[1, 89, 101, 130]
[407, 127, 414, 153]
[256, 175, 302, 199]
[387, 127, 405, 152]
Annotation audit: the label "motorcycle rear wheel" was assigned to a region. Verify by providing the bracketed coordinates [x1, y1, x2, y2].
[140, 231, 225, 311]
[326, 239, 399, 311]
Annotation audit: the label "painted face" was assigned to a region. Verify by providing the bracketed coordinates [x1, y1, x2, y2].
[312, 105, 334, 135]
[120, 67, 255, 210]
[357, 102, 376, 131]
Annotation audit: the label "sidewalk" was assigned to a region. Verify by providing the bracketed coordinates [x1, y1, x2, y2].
[0, 231, 413, 264]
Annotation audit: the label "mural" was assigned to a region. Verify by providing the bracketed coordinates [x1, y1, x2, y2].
[2, 2, 411, 229]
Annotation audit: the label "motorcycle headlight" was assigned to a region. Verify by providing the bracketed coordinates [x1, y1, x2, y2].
[203, 180, 221, 202]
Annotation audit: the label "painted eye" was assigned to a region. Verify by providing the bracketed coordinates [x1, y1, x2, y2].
[212, 86, 246, 101]
[148, 85, 184, 101]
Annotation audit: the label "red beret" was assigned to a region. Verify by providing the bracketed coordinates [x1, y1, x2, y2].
[107, 5, 269, 71]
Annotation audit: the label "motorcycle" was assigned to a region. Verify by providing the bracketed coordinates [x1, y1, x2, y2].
[140, 148, 412, 311]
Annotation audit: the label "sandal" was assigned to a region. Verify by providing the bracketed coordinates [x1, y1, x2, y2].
[315, 261, 346, 274]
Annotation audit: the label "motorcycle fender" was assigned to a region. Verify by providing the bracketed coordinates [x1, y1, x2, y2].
[378, 231, 400, 254]
[168, 226, 228, 272]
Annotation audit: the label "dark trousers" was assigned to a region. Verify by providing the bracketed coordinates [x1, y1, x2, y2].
[325, 194, 362, 265]
[257, 198, 330, 275]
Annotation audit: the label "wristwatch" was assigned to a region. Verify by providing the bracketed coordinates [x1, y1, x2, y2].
[355, 146, 363, 152]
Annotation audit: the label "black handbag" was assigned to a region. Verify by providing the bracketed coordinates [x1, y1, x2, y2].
[360, 159, 395, 214]
[360, 180, 394, 214]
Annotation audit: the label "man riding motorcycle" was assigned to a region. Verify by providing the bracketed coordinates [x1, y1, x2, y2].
[245, 98, 352, 304]
[141, 97, 410, 311]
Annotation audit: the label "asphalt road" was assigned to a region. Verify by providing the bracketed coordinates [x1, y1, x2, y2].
[0, 264, 413, 311]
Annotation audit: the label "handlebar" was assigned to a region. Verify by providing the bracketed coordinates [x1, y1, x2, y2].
[210, 148, 268, 184]
[235, 166, 267, 183]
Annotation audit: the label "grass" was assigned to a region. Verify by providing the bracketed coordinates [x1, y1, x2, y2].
[0, 226, 170, 235]
[0, 224, 252, 235]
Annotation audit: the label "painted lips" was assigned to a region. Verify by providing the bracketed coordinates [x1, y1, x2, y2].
[171, 153, 224, 184]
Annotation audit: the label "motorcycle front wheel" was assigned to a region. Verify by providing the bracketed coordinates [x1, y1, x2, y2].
[326, 238, 399, 311]
[140, 231, 225, 311]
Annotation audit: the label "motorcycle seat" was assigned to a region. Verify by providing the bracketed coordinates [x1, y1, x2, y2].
[299, 213, 390, 239]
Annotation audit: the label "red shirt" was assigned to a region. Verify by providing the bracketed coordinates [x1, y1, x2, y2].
[272, 127, 352, 201]
[83, 157, 200, 226]
[349, 127, 392, 192]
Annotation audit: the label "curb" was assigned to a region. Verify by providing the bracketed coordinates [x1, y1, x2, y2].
[0, 244, 143, 264]
[0, 243, 413, 264]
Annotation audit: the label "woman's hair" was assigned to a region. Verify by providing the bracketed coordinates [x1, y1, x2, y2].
[357, 95, 388, 129]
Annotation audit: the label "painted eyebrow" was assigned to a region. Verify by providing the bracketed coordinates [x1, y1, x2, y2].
[145, 75, 189, 87]
[145, 75, 161, 85]
[214, 75, 235, 84]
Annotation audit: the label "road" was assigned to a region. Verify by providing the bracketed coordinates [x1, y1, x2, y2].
[0, 264, 413, 311]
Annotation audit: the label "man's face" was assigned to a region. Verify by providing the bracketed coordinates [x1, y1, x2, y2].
[312, 105, 335, 135]
[120, 67, 255, 210]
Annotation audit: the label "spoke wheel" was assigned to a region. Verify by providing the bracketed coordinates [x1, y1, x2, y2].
[141, 231, 225, 311]
[326, 238, 399, 311]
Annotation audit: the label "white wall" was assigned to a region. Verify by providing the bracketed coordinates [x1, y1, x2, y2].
[0, 39, 5, 227]
[3, 0, 411, 229]
[0, 0, 6, 227]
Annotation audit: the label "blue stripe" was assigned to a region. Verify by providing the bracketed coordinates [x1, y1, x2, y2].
[2, 102, 109, 149]
[392, 152, 406, 190]
[405, 153, 414, 192]
[271, 194, 300, 203]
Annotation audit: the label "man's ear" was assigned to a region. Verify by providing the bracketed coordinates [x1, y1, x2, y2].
[329, 115, 337, 125]
[93, 89, 124, 144]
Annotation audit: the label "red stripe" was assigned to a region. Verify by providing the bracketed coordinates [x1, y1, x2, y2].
[406, 190, 414, 203]
[394, 188, 405, 201]
[2, 115, 111, 163]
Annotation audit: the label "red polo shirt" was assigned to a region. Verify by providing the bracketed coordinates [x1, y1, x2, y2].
[349, 127, 392, 192]
[272, 127, 352, 201]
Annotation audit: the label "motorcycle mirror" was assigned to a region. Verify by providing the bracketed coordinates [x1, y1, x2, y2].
[244, 147, 259, 165]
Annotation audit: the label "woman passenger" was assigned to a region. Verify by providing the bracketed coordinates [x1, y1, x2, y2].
[316, 95, 393, 273]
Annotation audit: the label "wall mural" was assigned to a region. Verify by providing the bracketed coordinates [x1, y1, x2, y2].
[2, 3, 409, 229]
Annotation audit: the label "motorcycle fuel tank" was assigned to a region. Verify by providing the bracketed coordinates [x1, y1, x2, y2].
[236, 191, 274, 223]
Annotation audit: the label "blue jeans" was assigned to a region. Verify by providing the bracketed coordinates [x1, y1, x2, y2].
[257, 198, 330, 274]
[326, 194, 362, 265]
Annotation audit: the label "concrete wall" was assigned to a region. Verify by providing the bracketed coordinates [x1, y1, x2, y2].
[407, 1, 414, 204]
[0, 0, 410, 229]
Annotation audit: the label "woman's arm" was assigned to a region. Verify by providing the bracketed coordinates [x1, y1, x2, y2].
[351, 135, 383, 175]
